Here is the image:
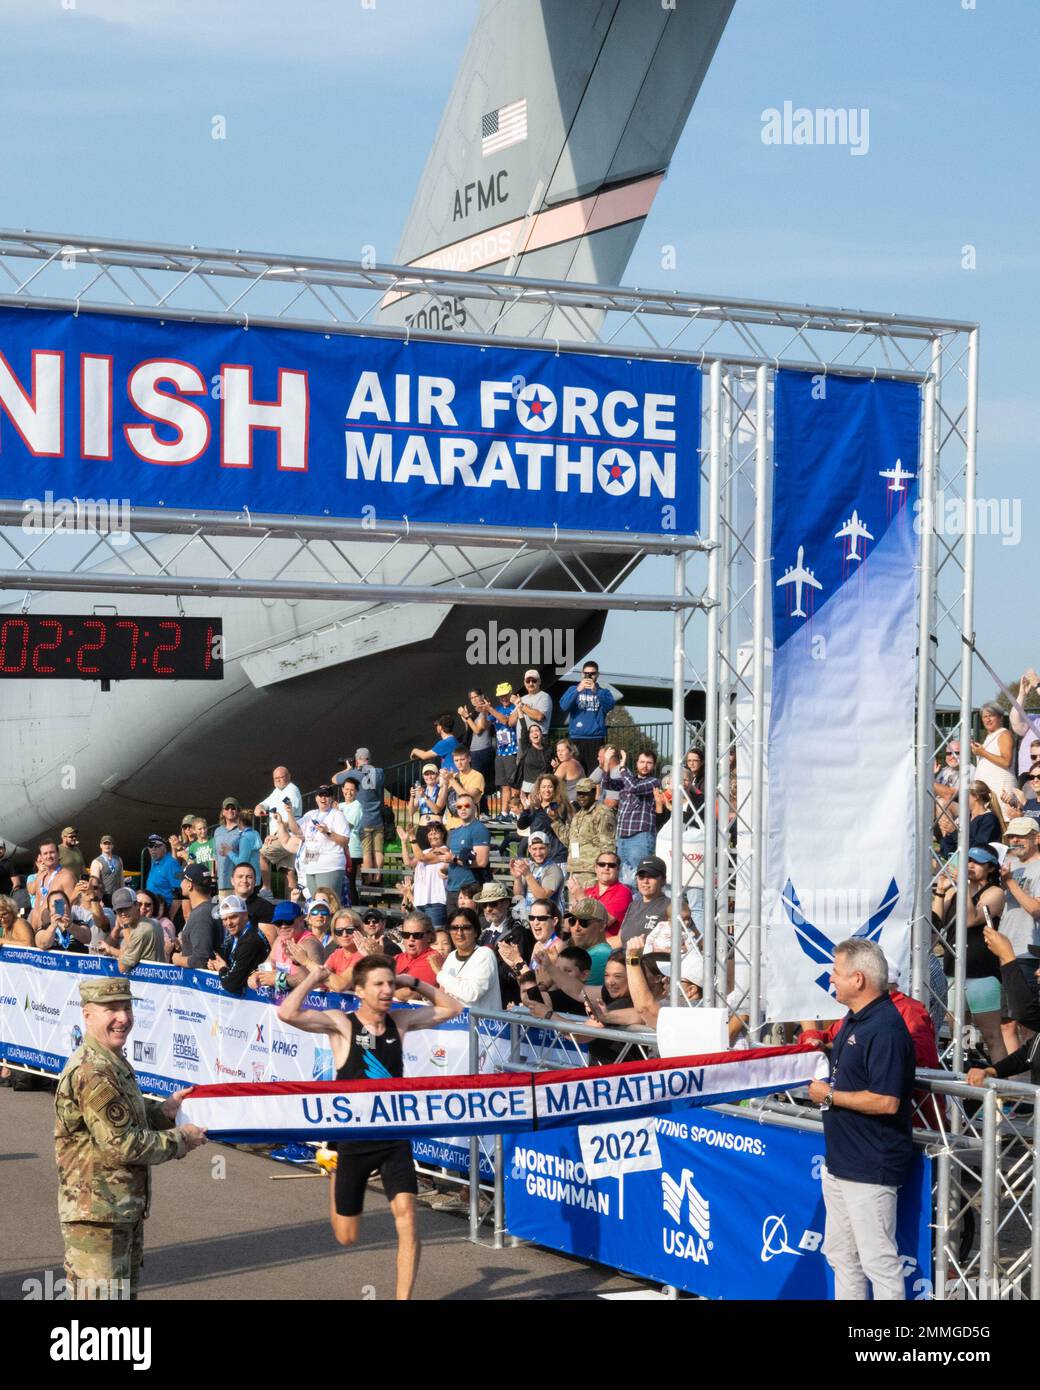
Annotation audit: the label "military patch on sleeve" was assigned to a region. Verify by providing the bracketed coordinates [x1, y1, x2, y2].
[81, 1075, 127, 1126]
[104, 1099, 130, 1128]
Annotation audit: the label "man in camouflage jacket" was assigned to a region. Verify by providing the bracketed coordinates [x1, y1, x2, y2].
[54, 976, 207, 1299]
[549, 777, 617, 888]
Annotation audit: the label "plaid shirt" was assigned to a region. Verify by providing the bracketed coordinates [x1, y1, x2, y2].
[604, 768, 661, 838]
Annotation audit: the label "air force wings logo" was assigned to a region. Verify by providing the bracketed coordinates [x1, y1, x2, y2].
[662, 1169, 710, 1240]
[781, 877, 899, 995]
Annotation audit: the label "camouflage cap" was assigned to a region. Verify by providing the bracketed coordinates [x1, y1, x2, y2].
[568, 896, 608, 923]
[78, 977, 134, 1006]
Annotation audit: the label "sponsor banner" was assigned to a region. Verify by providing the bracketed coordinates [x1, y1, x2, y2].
[766, 370, 921, 1020]
[411, 1137, 495, 1183]
[0, 951, 442, 1090]
[178, 1045, 827, 1143]
[0, 306, 700, 535]
[504, 1108, 933, 1299]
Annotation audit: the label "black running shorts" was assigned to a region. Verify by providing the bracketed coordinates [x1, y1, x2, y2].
[334, 1140, 418, 1216]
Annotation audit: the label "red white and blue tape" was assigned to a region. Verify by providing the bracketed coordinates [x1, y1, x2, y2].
[178, 1044, 828, 1144]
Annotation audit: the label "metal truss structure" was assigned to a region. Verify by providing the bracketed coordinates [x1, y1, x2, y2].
[695, 320, 979, 1073]
[0, 230, 978, 1032]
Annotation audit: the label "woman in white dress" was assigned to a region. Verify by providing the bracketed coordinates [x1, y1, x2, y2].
[971, 703, 1018, 801]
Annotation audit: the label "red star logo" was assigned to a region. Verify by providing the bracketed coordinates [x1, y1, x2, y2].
[610, 464, 622, 479]
[526, 393, 544, 417]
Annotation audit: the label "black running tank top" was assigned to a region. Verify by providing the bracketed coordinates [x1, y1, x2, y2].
[336, 1012, 404, 1083]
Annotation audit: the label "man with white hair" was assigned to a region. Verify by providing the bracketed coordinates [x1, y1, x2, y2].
[256, 765, 303, 892]
[806, 938, 915, 1301]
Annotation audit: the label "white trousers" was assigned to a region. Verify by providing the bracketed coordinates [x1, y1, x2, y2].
[821, 1165, 905, 1301]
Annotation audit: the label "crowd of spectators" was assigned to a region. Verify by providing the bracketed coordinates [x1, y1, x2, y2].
[929, 676, 1040, 1078]
[0, 662, 740, 1079]
[8, 668, 1035, 1088]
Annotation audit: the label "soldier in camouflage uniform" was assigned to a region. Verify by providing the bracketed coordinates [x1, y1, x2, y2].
[54, 977, 207, 1299]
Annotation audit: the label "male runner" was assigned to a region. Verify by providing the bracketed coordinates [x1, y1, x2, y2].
[277, 955, 461, 1299]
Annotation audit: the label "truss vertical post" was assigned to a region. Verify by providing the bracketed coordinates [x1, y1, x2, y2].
[670, 550, 686, 1006]
[748, 364, 769, 1032]
[702, 362, 723, 1007]
[912, 348, 939, 1003]
[716, 377, 735, 995]
[951, 329, 980, 1073]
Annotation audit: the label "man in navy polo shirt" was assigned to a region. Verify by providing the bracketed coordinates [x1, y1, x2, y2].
[807, 937, 915, 1301]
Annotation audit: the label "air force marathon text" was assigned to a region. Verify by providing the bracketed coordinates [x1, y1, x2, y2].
[0, 309, 702, 534]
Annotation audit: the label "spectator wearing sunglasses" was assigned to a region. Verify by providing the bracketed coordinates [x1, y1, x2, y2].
[437, 908, 502, 1013]
[286, 787, 350, 903]
[563, 897, 612, 985]
[513, 669, 553, 739]
[435, 746, 486, 830]
[209, 894, 270, 995]
[322, 909, 364, 983]
[359, 906, 398, 957]
[253, 899, 318, 993]
[393, 912, 444, 999]
[1002, 764, 1040, 822]
[473, 882, 534, 1005]
[303, 898, 336, 960]
[108, 887, 165, 974]
[559, 661, 616, 772]
[573, 852, 632, 941]
[525, 902, 563, 964]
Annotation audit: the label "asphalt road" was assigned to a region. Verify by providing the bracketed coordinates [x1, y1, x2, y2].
[0, 1084, 647, 1302]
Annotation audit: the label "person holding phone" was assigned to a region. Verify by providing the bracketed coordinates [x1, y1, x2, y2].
[559, 662, 616, 773]
[967, 927, 1040, 1088]
[34, 892, 90, 953]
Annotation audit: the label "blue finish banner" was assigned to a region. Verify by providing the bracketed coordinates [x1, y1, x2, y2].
[765, 370, 922, 1020]
[503, 1108, 933, 1299]
[0, 306, 700, 535]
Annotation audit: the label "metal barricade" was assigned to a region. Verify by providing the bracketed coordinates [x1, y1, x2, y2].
[461, 1012, 1037, 1300]
[464, 1007, 656, 1246]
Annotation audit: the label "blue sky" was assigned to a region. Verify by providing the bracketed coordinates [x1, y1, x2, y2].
[1, 0, 1035, 703]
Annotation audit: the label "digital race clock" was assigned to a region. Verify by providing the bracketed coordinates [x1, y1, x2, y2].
[0, 615, 223, 680]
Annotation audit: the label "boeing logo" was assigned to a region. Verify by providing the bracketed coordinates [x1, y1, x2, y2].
[760, 1214, 823, 1262]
